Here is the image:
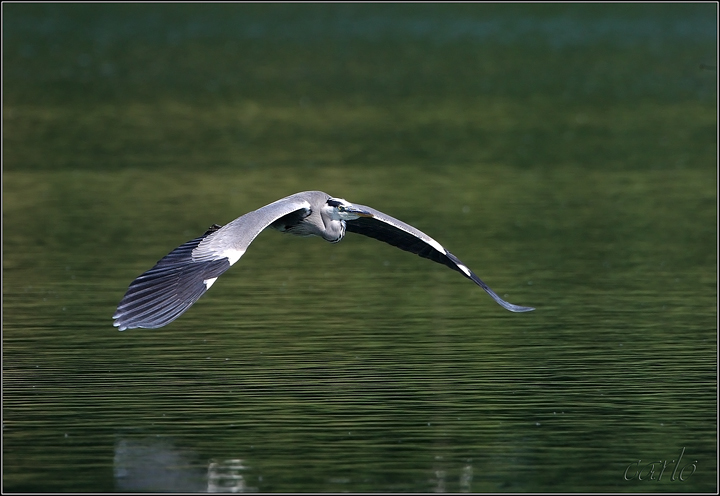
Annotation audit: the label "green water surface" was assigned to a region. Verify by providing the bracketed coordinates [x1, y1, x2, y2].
[3, 4, 716, 492]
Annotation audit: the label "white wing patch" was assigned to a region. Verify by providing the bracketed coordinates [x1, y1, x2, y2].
[191, 245, 245, 266]
[374, 214, 446, 254]
[424, 237, 446, 255]
[204, 277, 218, 289]
[224, 248, 245, 266]
[455, 261, 473, 278]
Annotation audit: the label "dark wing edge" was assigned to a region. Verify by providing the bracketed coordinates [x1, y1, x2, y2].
[112, 226, 231, 331]
[444, 251, 535, 313]
[345, 208, 534, 313]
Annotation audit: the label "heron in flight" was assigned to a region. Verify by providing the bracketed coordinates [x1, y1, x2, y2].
[113, 191, 534, 330]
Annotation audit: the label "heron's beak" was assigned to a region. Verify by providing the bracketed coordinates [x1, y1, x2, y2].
[346, 206, 374, 218]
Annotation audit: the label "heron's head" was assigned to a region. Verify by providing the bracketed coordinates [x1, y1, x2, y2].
[326, 197, 372, 221]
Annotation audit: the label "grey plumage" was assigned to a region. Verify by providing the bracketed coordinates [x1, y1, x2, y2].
[113, 190, 533, 330]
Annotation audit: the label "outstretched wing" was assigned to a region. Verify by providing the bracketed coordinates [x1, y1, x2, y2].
[113, 193, 317, 330]
[345, 204, 534, 313]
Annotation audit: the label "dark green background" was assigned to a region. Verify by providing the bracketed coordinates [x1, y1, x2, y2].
[3, 3, 716, 492]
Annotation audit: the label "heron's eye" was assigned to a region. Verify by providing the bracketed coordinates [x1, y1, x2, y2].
[337, 205, 346, 212]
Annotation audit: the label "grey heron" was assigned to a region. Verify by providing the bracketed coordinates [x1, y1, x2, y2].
[113, 190, 534, 330]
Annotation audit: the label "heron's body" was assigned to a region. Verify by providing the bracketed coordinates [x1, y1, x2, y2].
[113, 191, 533, 330]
